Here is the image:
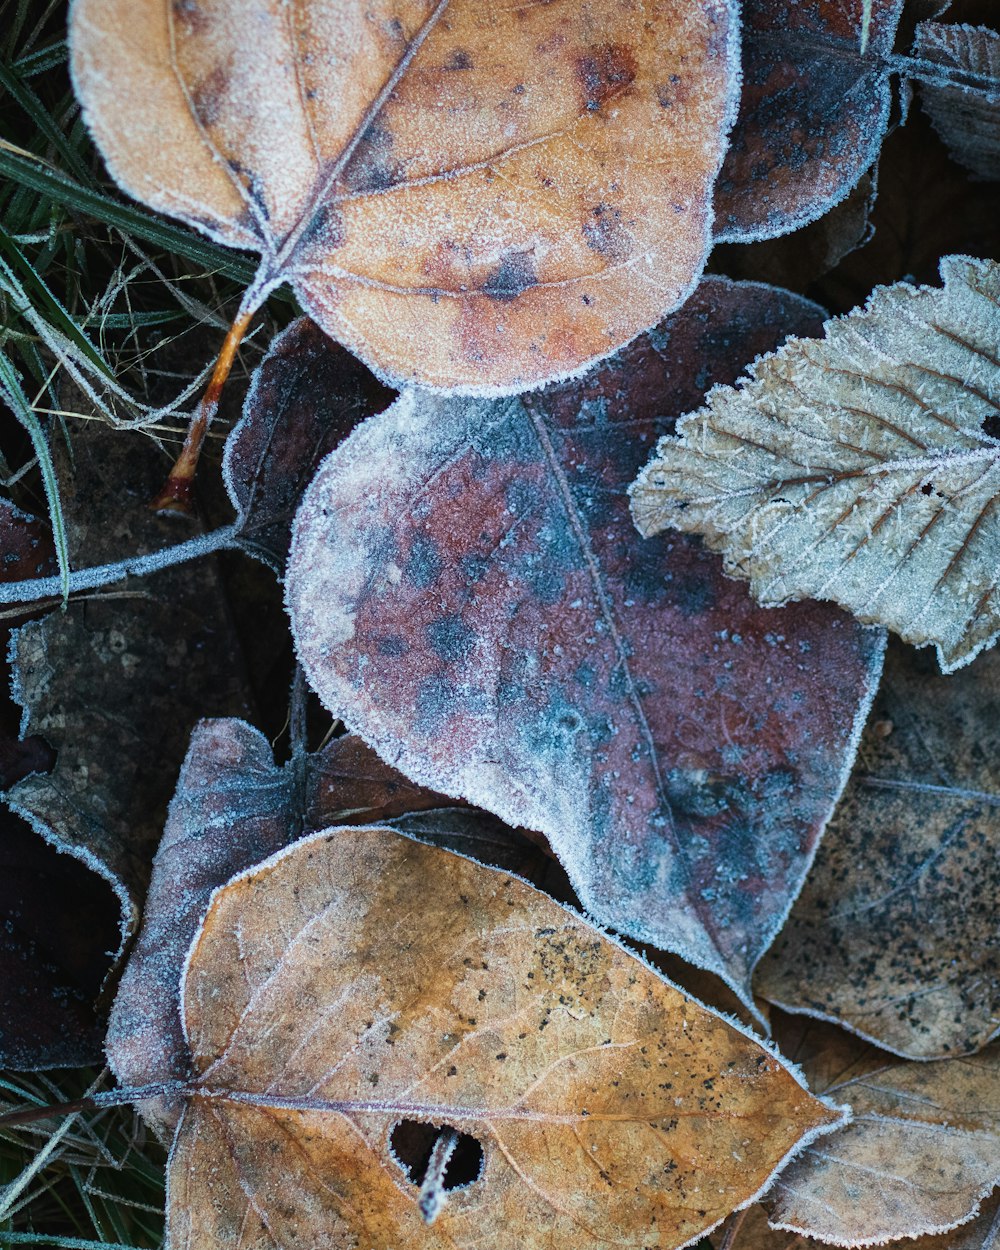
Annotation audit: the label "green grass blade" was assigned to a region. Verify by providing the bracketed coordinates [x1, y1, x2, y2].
[0, 61, 91, 184]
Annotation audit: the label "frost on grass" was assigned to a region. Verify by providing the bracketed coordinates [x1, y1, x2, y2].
[712, 0, 904, 243]
[765, 1043, 1000, 1246]
[69, 0, 740, 393]
[756, 639, 1000, 1061]
[632, 256, 1000, 673]
[915, 20, 1000, 182]
[287, 277, 885, 1011]
[166, 825, 844, 1250]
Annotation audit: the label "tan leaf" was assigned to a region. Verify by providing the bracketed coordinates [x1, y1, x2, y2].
[764, 1044, 1000, 1246]
[916, 20, 1000, 181]
[68, 0, 739, 394]
[630, 255, 1000, 672]
[756, 639, 1000, 1060]
[166, 826, 843, 1249]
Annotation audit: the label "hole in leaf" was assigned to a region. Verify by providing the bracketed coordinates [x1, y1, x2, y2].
[389, 1120, 484, 1190]
[983, 413, 1000, 441]
[920, 482, 936, 496]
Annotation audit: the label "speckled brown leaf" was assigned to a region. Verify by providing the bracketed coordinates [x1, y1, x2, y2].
[107, 718, 541, 1137]
[712, 0, 904, 243]
[70, 0, 740, 394]
[764, 1043, 1000, 1245]
[286, 278, 885, 1010]
[165, 825, 844, 1250]
[632, 256, 1000, 673]
[916, 20, 1000, 180]
[224, 317, 395, 571]
[6, 420, 252, 977]
[756, 639, 1000, 1059]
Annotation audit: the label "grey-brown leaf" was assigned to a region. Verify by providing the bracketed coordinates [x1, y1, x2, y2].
[916, 21, 1000, 181]
[630, 255, 1000, 672]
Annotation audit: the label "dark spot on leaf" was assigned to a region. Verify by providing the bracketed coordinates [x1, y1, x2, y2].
[341, 124, 400, 194]
[576, 44, 637, 113]
[192, 65, 228, 128]
[582, 203, 631, 261]
[482, 251, 537, 302]
[443, 48, 473, 71]
[426, 615, 475, 663]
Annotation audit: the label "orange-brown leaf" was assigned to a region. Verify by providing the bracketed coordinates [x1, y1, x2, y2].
[168, 827, 843, 1249]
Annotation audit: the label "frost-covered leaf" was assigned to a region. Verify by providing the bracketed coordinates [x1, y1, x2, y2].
[713, 0, 903, 243]
[632, 256, 1000, 673]
[107, 718, 533, 1136]
[714, 1191, 1000, 1250]
[287, 277, 885, 1009]
[6, 420, 252, 976]
[70, 0, 739, 394]
[765, 1043, 1000, 1245]
[756, 639, 1000, 1059]
[164, 825, 844, 1250]
[224, 317, 394, 571]
[916, 20, 1000, 180]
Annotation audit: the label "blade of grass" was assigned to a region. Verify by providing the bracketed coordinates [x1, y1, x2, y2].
[0, 352, 70, 603]
[0, 62, 91, 184]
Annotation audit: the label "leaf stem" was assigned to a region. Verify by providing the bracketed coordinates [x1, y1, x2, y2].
[150, 305, 256, 514]
[0, 1081, 188, 1128]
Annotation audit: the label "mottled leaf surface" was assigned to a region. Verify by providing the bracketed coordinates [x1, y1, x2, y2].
[224, 316, 395, 571]
[765, 1044, 1000, 1245]
[287, 278, 885, 1006]
[167, 826, 843, 1250]
[108, 718, 530, 1135]
[632, 256, 1000, 672]
[6, 421, 252, 964]
[756, 639, 1000, 1059]
[916, 20, 1000, 180]
[70, 0, 739, 393]
[713, 0, 903, 242]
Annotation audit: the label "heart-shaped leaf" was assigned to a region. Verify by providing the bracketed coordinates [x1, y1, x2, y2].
[70, 0, 739, 393]
[286, 279, 885, 1007]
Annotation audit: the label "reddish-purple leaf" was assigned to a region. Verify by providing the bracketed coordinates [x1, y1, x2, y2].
[286, 278, 886, 1007]
[713, 0, 904, 243]
[225, 317, 395, 572]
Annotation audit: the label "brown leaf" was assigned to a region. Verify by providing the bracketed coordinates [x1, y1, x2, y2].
[6, 419, 252, 976]
[165, 825, 844, 1249]
[756, 639, 1000, 1059]
[915, 20, 1000, 180]
[224, 317, 395, 571]
[764, 1044, 1000, 1245]
[631, 256, 1000, 673]
[713, 0, 903, 242]
[70, 0, 740, 393]
[107, 717, 536, 1135]
[286, 277, 885, 1009]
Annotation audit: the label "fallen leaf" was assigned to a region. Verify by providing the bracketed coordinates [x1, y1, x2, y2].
[631, 255, 1000, 673]
[764, 1043, 1000, 1245]
[224, 317, 395, 572]
[70, 0, 740, 393]
[915, 20, 1000, 180]
[712, 0, 903, 242]
[286, 277, 885, 1009]
[714, 1190, 1000, 1250]
[6, 418, 253, 975]
[756, 639, 1000, 1059]
[165, 824, 844, 1249]
[106, 716, 526, 1135]
[816, 109, 1000, 314]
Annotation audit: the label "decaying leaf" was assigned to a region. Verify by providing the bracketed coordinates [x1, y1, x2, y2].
[712, 0, 903, 242]
[224, 317, 395, 571]
[756, 639, 1000, 1059]
[286, 279, 885, 1009]
[165, 825, 844, 1249]
[107, 716, 542, 1135]
[632, 255, 1000, 673]
[714, 1191, 1000, 1250]
[764, 1043, 1000, 1245]
[70, 0, 740, 393]
[916, 20, 1000, 180]
[6, 420, 252, 973]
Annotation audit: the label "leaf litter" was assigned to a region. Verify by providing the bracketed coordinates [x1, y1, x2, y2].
[285, 277, 885, 1011]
